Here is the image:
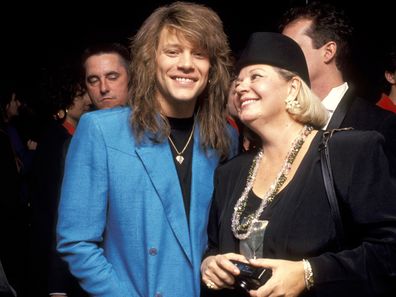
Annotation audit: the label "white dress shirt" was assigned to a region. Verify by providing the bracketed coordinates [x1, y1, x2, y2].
[321, 82, 349, 129]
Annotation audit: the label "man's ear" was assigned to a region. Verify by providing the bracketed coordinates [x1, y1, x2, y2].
[323, 41, 337, 64]
[385, 70, 396, 85]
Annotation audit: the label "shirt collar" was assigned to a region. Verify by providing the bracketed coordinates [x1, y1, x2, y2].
[62, 120, 76, 135]
[321, 82, 349, 112]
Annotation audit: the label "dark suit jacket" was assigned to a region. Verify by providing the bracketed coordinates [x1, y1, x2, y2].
[328, 86, 396, 176]
[0, 129, 20, 297]
[0, 258, 16, 297]
[29, 120, 87, 296]
[202, 130, 396, 297]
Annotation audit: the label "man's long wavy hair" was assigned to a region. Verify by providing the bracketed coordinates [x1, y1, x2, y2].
[129, 1, 233, 159]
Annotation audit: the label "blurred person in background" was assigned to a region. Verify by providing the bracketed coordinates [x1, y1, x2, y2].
[29, 68, 91, 297]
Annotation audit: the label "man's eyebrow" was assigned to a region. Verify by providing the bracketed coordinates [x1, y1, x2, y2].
[105, 71, 120, 76]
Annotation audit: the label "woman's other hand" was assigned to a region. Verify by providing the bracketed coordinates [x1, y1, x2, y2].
[248, 258, 305, 297]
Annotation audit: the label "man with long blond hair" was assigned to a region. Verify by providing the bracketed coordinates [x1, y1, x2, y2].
[56, 2, 237, 297]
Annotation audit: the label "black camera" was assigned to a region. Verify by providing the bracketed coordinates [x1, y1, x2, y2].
[231, 260, 272, 292]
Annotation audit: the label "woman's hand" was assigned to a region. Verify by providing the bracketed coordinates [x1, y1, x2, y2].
[248, 258, 306, 297]
[201, 253, 248, 290]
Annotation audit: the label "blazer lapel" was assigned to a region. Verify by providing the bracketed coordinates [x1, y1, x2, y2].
[189, 131, 219, 222]
[189, 127, 219, 266]
[135, 136, 192, 264]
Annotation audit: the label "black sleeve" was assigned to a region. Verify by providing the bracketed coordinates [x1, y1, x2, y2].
[203, 167, 222, 259]
[379, 113, 396, 177]
[310, 131, 396, 297]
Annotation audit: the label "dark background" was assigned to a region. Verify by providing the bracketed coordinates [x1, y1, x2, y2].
[2, 0, 394, 113]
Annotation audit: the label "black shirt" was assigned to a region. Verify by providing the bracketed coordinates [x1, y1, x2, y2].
[168, 116, 194, 222]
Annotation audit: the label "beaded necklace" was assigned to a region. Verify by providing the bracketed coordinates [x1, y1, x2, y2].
[232, 125, 313, 240]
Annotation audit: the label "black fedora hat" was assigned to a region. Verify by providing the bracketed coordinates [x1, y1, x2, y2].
[236, 32, 310, 87]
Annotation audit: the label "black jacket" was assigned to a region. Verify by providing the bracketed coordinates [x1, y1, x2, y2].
[328, 87, 396, 177]
[29, 120, 87, 296]
[203, 130, 396, 297]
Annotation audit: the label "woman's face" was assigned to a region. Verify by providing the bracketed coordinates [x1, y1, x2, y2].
[67, 92, 92, 124]
[234, 64, 290, 126]
[6, 93, 21, 119]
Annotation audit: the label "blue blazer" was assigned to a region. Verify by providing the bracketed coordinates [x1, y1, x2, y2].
[57, 107, 237, 297]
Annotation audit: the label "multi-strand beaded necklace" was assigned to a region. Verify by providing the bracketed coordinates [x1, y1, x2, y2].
[232, 125, 313, 240]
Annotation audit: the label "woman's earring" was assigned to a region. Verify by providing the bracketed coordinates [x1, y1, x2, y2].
[285, 96, 300, 110]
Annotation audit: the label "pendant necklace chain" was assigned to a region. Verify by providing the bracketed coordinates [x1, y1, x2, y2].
[232, 125, 313, 240]
[168, 120, 196, 164]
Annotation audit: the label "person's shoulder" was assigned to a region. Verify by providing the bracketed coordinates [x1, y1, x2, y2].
[350, 94, 395, 119]
[79, 106, 131, 128]
[329, 129, 384, 149]
[75, 107, 132, 138]
[36, 120, 70, 147]
[83, 106, 131, 121]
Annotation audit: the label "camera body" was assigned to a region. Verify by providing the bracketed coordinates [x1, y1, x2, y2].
[231, 260, 272, 291]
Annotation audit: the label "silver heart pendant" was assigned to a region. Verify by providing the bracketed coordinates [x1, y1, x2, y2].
[175, 155, 184, 164]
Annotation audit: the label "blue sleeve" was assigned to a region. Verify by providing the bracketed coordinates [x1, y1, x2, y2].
[56, 114, 128, 297]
